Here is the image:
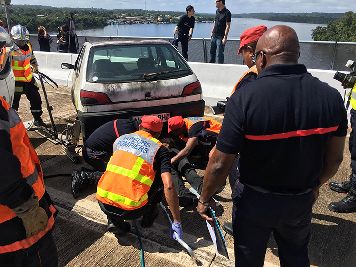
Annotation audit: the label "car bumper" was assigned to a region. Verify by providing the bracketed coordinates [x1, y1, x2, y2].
[78, 99, 205, 139]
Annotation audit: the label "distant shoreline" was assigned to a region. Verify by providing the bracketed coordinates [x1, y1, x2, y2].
[0, 4, 343, 32]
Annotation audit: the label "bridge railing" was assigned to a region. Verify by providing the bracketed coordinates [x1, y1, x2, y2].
[29, 34, 356, 71]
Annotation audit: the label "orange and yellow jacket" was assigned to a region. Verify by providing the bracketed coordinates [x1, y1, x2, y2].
[97, 130, 162, 211]
[0, 96, 56, 254]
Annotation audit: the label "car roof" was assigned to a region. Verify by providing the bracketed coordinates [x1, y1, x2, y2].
[88, 39, 171, 47]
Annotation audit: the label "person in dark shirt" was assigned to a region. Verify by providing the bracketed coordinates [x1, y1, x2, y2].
[37, 26, 52, 52]
[173, 5, 195, 61]
[221, 25, 267, 236]
[197, 25, 347, 266]
[71, 118, 138, 198]
[209, 0, 231, 64]
[57, 25, 69, 53]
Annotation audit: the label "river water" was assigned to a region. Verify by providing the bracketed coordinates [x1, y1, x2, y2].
[75, 18, 325, 41]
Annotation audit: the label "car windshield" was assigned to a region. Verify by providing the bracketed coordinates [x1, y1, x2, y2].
[86, 44, 191, 83]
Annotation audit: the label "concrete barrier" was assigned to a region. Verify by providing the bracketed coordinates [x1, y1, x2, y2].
[34, 51, 77, 87]
[33, 52, 346, 104]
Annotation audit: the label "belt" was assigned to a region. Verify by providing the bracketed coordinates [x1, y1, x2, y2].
[245, 184, 313, 196]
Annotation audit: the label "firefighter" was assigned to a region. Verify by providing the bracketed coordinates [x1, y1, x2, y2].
[0, 27, 58, 266]
[223, 25, 268, 235]
[71, 118, 138, 198]
[328, 82, 356, 213]
[10, 25, 46, 127]
[97, 116, 183, 238]
[167, 116, 222, 204]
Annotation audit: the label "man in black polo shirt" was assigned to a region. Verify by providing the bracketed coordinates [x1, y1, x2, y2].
[197, 25, 347, 266]
[173, 5, 195, 61]
[209, 0, 231, 64]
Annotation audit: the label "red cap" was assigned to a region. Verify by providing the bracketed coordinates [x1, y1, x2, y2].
[168, 116, 185, 133]
[238, 25, 267, 54]
[140, 115, 163, 133]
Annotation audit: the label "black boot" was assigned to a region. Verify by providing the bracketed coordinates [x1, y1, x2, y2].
[223, 222, 233, 236]
[328, 191, 356, 213]
[71, 170, 102, 198]
[329, 180, 352, 193]
[107, 218, 131, 235]
[33, 117, 48, 128]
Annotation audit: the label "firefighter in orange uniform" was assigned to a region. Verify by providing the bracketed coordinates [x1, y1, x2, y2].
[10, 25, 46, 127]
[0, 29, 58, 266]
[168, 116, 222, 166]
[97, 116, 183, 239]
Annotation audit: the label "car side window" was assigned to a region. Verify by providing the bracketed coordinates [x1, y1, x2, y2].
[74, 45, 85, 73]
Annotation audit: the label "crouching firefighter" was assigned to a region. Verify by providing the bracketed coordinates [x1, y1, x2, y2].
[71, 118, 138, 198]
[10, 25, 46, 127]
[167, 116, 222, 204]
[0, 30, 58, 265]
[96, 116, 183, 238]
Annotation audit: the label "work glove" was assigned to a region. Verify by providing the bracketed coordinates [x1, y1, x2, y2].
[171, 221, 183, 240]
[13, 194, 48, 238]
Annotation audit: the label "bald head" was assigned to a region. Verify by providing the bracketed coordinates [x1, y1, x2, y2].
[256, 25, 300, 69]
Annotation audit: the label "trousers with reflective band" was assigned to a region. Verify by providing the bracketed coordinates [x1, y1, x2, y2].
[0, 97, 56, 253]
[184, 116, 222, 135]
[97, 130, 161, 211]
[350, 84, 356, 110]
[231, 65, 258, 95]
[11, 45, 33, 82]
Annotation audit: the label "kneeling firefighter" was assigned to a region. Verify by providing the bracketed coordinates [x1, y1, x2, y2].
[97, 116, 183, 238]
[0, 27, 58, 266]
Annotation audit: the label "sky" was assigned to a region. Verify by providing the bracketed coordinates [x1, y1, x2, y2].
[10, 0, 355, 13]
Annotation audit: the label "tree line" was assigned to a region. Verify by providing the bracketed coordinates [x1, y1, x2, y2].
[233, 13, 343, 24]
[312, 12, 356, 42]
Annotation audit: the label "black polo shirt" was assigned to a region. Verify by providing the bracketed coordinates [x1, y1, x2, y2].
[85, 118, 138, 154]
[177, 14, 195, 36]
[213, 7, 232, 38]
[217, 64, 348, 193]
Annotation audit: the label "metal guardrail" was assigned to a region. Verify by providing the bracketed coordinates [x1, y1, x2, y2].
[29, 34, 356, 71]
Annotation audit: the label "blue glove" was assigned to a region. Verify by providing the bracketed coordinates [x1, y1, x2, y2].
[171, 222, 183, 240]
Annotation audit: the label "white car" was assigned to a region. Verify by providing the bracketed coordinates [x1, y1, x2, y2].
[62, 40, 205, 139]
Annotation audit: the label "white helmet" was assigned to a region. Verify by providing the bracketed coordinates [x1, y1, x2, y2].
[0, 26, 15, 105]
[10, 24, 29, 41]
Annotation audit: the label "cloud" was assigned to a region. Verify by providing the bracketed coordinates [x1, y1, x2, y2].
[9, 0, 356, 13]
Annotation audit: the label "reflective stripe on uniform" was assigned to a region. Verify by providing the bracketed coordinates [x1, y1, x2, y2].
[0, 119, 10, 133]
[12, 54, 32, 62]
[25, 169, 39, 186]
[8, 109, 22, 128]
[97, 187, 148, 207]
[106, 157, 153, 187]
[351, 91, 356, 100]
[0, 205, 56, 254]
[12, 64, 31, 71]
